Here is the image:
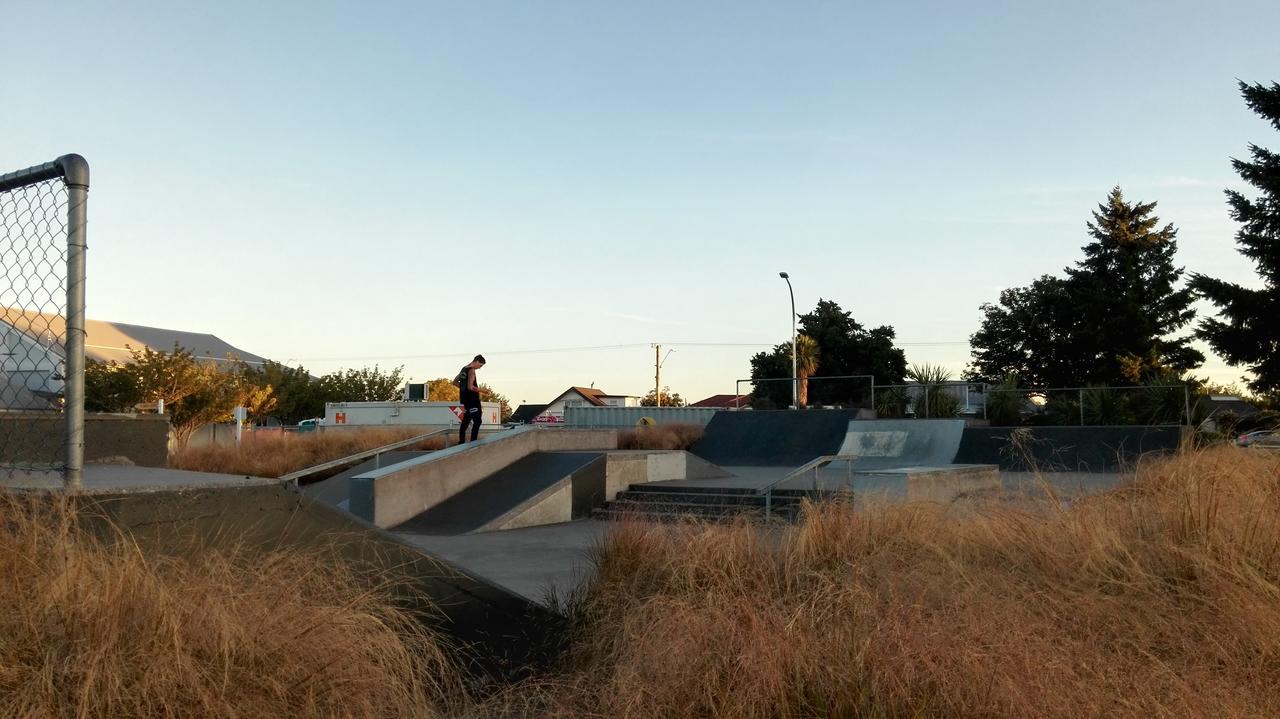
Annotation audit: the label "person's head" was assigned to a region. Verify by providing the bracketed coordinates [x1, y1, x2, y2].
[469, 354, 486, 369]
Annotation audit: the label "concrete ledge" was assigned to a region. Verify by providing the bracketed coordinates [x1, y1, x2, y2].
[785, 463, 1001, 503]
[351, 427, 618, 528]
[485, 454, 607, 531]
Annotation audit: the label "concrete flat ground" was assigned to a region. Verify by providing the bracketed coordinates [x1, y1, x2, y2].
[399, 519, 610, 605]
[1, 464, 273, 493]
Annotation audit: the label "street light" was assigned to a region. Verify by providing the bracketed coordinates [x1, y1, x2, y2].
[779, 272, 796, 409]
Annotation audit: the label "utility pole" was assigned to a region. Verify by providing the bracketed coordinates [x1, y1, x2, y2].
[653, 344, 661, 407]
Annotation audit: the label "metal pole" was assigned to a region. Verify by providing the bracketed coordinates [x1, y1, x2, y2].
[1079, 388, 1084, 426]
[654, 344, 661, 407]
[61, 155, 89, 490]
[780, 272, 796, 409]
[1183, 385, 1191, 427]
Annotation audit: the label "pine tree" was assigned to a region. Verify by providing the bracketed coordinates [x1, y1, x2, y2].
[1191, 81, 1280, 395]
[1065, 187, 1202, 384]
[968, 189, 1201, 386]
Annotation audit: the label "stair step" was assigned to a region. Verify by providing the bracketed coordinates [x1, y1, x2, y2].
[612, 491, 797, 506]
[624, 483, 762, 496]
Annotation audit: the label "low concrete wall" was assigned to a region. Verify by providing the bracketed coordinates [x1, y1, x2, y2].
[954, 426, 1187, 471]
[73, 482, 561, 677]
[0, 412, 170, 468]
[351, 427, 619, 528]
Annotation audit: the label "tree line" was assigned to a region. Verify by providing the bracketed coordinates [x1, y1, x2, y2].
[750, 81, 1280, 417]
[86, 350, 514, 444]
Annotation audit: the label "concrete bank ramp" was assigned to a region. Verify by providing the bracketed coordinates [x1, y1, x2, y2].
[392, 452, 605, 535]
[302, 450, 432, 509]
[838, 419, 966, 470]
[692, 410, 863, 467]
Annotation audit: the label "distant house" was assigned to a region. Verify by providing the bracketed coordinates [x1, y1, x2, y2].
[690, 394, 752, 409]
[1201, 395, 1261, 432]
[513, 387, 641, 424]
[2, 307, 269, 411]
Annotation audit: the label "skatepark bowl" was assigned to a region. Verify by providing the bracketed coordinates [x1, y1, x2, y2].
[2, 412, 1183, 678]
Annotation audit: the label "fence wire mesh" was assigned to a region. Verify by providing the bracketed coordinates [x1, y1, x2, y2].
[1, 177, 70, 475]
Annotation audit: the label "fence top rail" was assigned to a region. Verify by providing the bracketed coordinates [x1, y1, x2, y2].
[986, 384, 1190, 393]
[0, 154, 89, 193]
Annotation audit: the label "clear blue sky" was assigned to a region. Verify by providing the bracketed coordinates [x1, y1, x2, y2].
[4, 1, 1277, 404]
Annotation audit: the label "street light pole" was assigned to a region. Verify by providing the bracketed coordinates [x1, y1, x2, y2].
[779, 272, 796, 409]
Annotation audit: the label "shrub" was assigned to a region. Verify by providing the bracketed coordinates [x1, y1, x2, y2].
[171, 427, 445, 478]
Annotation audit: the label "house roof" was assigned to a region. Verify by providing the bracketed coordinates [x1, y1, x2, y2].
[510, 404, 548, 423]
[690, 394, 750, 408]
[1205, 396, 1260, 418]
[2, 307, 269, 366]
[566, 386, 608, 406]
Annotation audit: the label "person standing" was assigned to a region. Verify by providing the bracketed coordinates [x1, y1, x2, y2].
[454, 354, 486, 444]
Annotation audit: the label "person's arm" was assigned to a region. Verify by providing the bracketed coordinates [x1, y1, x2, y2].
[468, 368, 479, 393]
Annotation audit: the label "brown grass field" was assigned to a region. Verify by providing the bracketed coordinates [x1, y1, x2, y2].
[0, 493, 462, 719]
[617, 422, 704, 451]
[5, 443, 1278, 717]
[170, 427, 447, 478]
[487, 444, 1280, 718]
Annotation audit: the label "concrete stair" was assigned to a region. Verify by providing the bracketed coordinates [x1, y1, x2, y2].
[591, 483, 815, 522]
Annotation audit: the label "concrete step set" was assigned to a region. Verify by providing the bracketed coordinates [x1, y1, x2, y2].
[592, 484, 812, 522]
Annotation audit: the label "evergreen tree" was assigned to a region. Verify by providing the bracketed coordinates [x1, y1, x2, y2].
[968, 188, 1201, 386]
[1065, 187, 1202, 384]
[1191, 81, 1280, 395]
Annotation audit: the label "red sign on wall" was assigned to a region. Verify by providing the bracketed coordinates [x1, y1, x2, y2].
[334, 412, 347, 424]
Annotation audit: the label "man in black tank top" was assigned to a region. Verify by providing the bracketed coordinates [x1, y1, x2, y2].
[455, 354, 486, 443]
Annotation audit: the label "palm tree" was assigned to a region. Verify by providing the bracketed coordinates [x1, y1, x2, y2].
[795, 334, 820, 407]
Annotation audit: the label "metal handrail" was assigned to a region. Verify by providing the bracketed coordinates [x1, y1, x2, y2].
[278, 427, 453, 484]
[761, 454, 859, 519]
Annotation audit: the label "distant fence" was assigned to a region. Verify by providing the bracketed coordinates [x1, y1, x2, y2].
[0, 155, 89, 486]
[564, 406, 720, 428]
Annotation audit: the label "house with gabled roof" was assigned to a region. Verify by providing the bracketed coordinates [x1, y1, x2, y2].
[511, 386, 641, 424]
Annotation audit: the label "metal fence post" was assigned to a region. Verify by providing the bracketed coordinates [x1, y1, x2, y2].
[1078, 387, 1084, 427]
[61, 155, 89, 489]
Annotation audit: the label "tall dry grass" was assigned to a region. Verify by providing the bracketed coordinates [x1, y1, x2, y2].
[171, 427, 445, 478]
[492, 444, 1280, 718]
[0, 493, 463, 718]
[617, 423, 704, 451]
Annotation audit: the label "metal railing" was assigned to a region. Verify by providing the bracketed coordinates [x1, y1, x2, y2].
[735, 375, 876, 410]
[279, 427, 453, 484]
[1, 155, 89, 488]
[761, 454, 859, 519]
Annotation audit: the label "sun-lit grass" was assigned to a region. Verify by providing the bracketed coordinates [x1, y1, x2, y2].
[171, 427, 446, 478]
[485, 444, 1280, 718]
[0, 493, 463, 718]
[617, 423, 704, 451]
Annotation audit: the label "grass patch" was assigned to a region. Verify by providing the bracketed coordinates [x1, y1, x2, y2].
[171, 427, 446, 478]
[617, 423, 704, 451]
[490, 444, 1280, 718]
[0, 493, 462, 718]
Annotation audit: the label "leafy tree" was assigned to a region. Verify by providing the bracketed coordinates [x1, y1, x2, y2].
[751, 300, 905, 409]
[641, 387, 686, 407]
[318, 365, 404, 403]
[968, 276, 1084, 387]
[84, 359, 142, 412]
[1192, 81, 1280, 395]
[969, 188, 1201, 386]
[240, 360, 323, 423]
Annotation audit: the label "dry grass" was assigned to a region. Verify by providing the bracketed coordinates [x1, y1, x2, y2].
[489, 444, 1280, 718]
[617, 423, 704, 451]
[0, 492, 463, 719]
[171, 427, 446, 478]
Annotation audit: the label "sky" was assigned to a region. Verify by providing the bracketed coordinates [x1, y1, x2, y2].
[3, 1, 1278, 406]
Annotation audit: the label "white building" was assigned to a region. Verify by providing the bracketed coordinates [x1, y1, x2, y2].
[512, 386, 642, 424]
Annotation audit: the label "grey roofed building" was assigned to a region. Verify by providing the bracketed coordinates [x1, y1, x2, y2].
[2, 307, 269, 366]
[3, 307, 270, 412]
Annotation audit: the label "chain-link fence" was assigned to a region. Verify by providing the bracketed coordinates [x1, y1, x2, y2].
[0, 155, 89, 486]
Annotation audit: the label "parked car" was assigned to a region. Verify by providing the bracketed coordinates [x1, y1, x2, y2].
[1236, 429, 1280, 448]
[296, 418, 322, 433]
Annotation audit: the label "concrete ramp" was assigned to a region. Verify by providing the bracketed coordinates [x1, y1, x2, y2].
[692, 410, 862, 467]
[838, 419, 966, 470]
[392, 452, 605, 535]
